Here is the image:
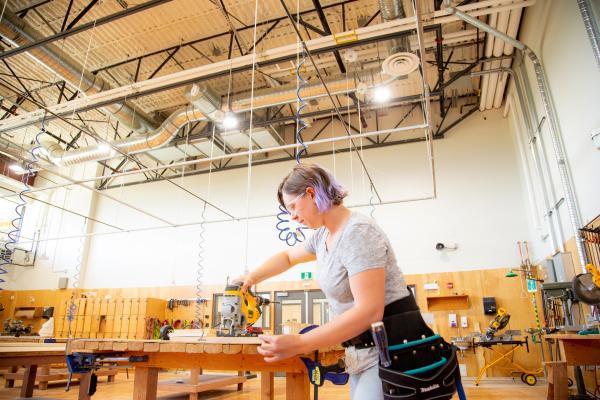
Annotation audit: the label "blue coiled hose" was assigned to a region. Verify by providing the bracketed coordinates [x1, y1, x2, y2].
[275, 48, 308, 246]
[294, 49, 309, 163]
[0, 125, 46, 291]
[195, 202, 207, 334]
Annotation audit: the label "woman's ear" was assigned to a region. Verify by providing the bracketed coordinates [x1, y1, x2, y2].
[306, 187, 316, 199]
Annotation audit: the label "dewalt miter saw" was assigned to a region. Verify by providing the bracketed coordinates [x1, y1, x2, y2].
[217, 279, 272, 336]
[484, 307, 511, 341]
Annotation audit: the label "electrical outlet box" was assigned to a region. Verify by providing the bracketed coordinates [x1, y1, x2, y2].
[449, 313, 457, 328]
[58, 277, 68, 289]
[461, 316, 468, 328]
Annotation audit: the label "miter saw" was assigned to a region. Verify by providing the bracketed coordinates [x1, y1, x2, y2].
[483, 307, 511, 341]
[573, 264, 600, 306]
[572, 263, 600, 328]
[217, 279, 272, 337]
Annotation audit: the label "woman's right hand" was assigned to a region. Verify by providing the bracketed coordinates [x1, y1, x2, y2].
[231, 275, 255, 292]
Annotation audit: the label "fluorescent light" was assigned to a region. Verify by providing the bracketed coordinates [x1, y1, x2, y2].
[9, 164, 26, 174]
[98, 144, 111, 153]
[373, 86, 392, 103]
[222, 113, 238, 129]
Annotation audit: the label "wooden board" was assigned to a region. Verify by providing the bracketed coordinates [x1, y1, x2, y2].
[158, 373, 245, 393]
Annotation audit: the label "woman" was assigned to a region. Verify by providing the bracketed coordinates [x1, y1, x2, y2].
[237, 163, 415, 399]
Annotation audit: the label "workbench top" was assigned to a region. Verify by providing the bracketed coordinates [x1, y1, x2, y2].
[544, 333, 600, 340]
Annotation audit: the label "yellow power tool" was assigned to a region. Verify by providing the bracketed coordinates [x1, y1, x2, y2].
[484, 307, 510, 341]
[217, 279, 271, 337]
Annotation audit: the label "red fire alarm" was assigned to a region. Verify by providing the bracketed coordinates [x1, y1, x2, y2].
[446, 282, 454, 289]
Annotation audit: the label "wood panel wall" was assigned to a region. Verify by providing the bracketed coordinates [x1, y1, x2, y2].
[0, 267, 548, 377]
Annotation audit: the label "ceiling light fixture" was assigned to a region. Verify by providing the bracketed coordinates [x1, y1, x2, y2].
[98, 144, 111, 153]
[9, 164, 26, 174]
[373, 86, 392, 103]
[222, 113, 239, 129]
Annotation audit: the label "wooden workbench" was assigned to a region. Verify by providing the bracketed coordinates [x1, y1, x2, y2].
[68, 337, 344, 400]
[543, 334, 600, 399]
[0, 342, 67, 398]
[544, 334, 600, 365]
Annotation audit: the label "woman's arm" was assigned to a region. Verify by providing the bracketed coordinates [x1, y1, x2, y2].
[239, 245, 316, 291]
[258, 267, 385, 362]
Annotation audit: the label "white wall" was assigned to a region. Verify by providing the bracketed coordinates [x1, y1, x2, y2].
[6, 164, 96, 290]
[13, 1, 600, 290]
[505, 0, 600, 264]
[57, 107, 533, 289]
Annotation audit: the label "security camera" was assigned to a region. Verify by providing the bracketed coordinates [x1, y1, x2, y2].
[436, 243, 458, 251]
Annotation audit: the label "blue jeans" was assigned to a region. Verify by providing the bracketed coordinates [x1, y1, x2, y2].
[350, 363, 384, 400]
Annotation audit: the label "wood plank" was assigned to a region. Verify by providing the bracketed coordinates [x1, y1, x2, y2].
[286, 372, 309, 400]
[84, 341, 100, 351]
[143, 342, 160, 352]
[78, 372, 92, 400]
[159, 342, 187, 352]
[185, 343, 204, 353]
[157, 374, 245, 392]
[261, 371, 274, 400]
[99, 341, 114, 351]
[126, 341, 144, 351]
[222, 344, 243, 354]
[20, 364, 37, 398]
[0, 355, 66, 367]
[203, 343, 223, 354]
[112, 341, 129, 351]
[560, 339, 600, 365]
[243, 345, 260, 355]
[133, 366, 159, 400]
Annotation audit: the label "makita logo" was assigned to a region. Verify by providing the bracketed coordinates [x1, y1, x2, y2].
[420, 384, 440, 393]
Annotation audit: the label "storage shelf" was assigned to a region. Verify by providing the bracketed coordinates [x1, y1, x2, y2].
[426, 295, 469, 311]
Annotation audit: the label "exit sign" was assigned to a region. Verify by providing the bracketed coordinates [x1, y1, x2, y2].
[526, 279, 537, 293]
[301, 272, 312, 280]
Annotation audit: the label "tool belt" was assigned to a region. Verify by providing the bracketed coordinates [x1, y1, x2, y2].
[376, 297, 463, 400]
[342, 293, 421, 349]
[341, 292, 463, 400]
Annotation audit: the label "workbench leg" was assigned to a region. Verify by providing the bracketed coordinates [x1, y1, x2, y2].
[237, 370, 244, 391]
[286, 372, 309, 400]
[20, 364, 37, 398]
[38, 365, 50, 390]
[79, 373, 92, 400]
[133, 366, 159, 400]
[188, 367, 200, 400]
[108, 370, 116, 383]
[546, 361, 568, 400]
[4, 366, 17, 388]
[261, 371, 274, 400]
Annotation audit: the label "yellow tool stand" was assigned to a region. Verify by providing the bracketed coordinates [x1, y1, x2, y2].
[473, 336, 543, 386]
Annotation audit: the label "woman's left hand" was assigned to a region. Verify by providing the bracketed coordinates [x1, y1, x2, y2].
[257, 334, 306, 362]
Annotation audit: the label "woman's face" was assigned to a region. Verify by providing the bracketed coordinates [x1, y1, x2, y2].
[282, 187, 322, 229]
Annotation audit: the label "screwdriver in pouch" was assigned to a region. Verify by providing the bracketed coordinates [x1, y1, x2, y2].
[371, 321, 392, 367]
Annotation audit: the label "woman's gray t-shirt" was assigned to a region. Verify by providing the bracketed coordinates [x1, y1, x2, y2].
[304, 211, 410, 374]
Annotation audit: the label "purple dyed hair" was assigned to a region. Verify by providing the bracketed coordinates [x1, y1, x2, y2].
[277, 164, 348, 213]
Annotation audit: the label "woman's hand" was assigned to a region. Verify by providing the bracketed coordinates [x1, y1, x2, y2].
[257, 334, 308, 362]
[230, 275, 255, 292]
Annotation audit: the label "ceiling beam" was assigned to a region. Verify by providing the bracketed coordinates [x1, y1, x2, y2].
[92, 0, 360, 74]
[0, 0, 174, 61]
[0, 0, 533, 133]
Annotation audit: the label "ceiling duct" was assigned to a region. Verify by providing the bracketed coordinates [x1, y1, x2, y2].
[0, 8, 157, 134]
[43, 87, 211, 166]
[42, 74, 360, 167]
[230, 76, 358, 111]
[379, 0, 410, 54]
[188, 84, 224, 122]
